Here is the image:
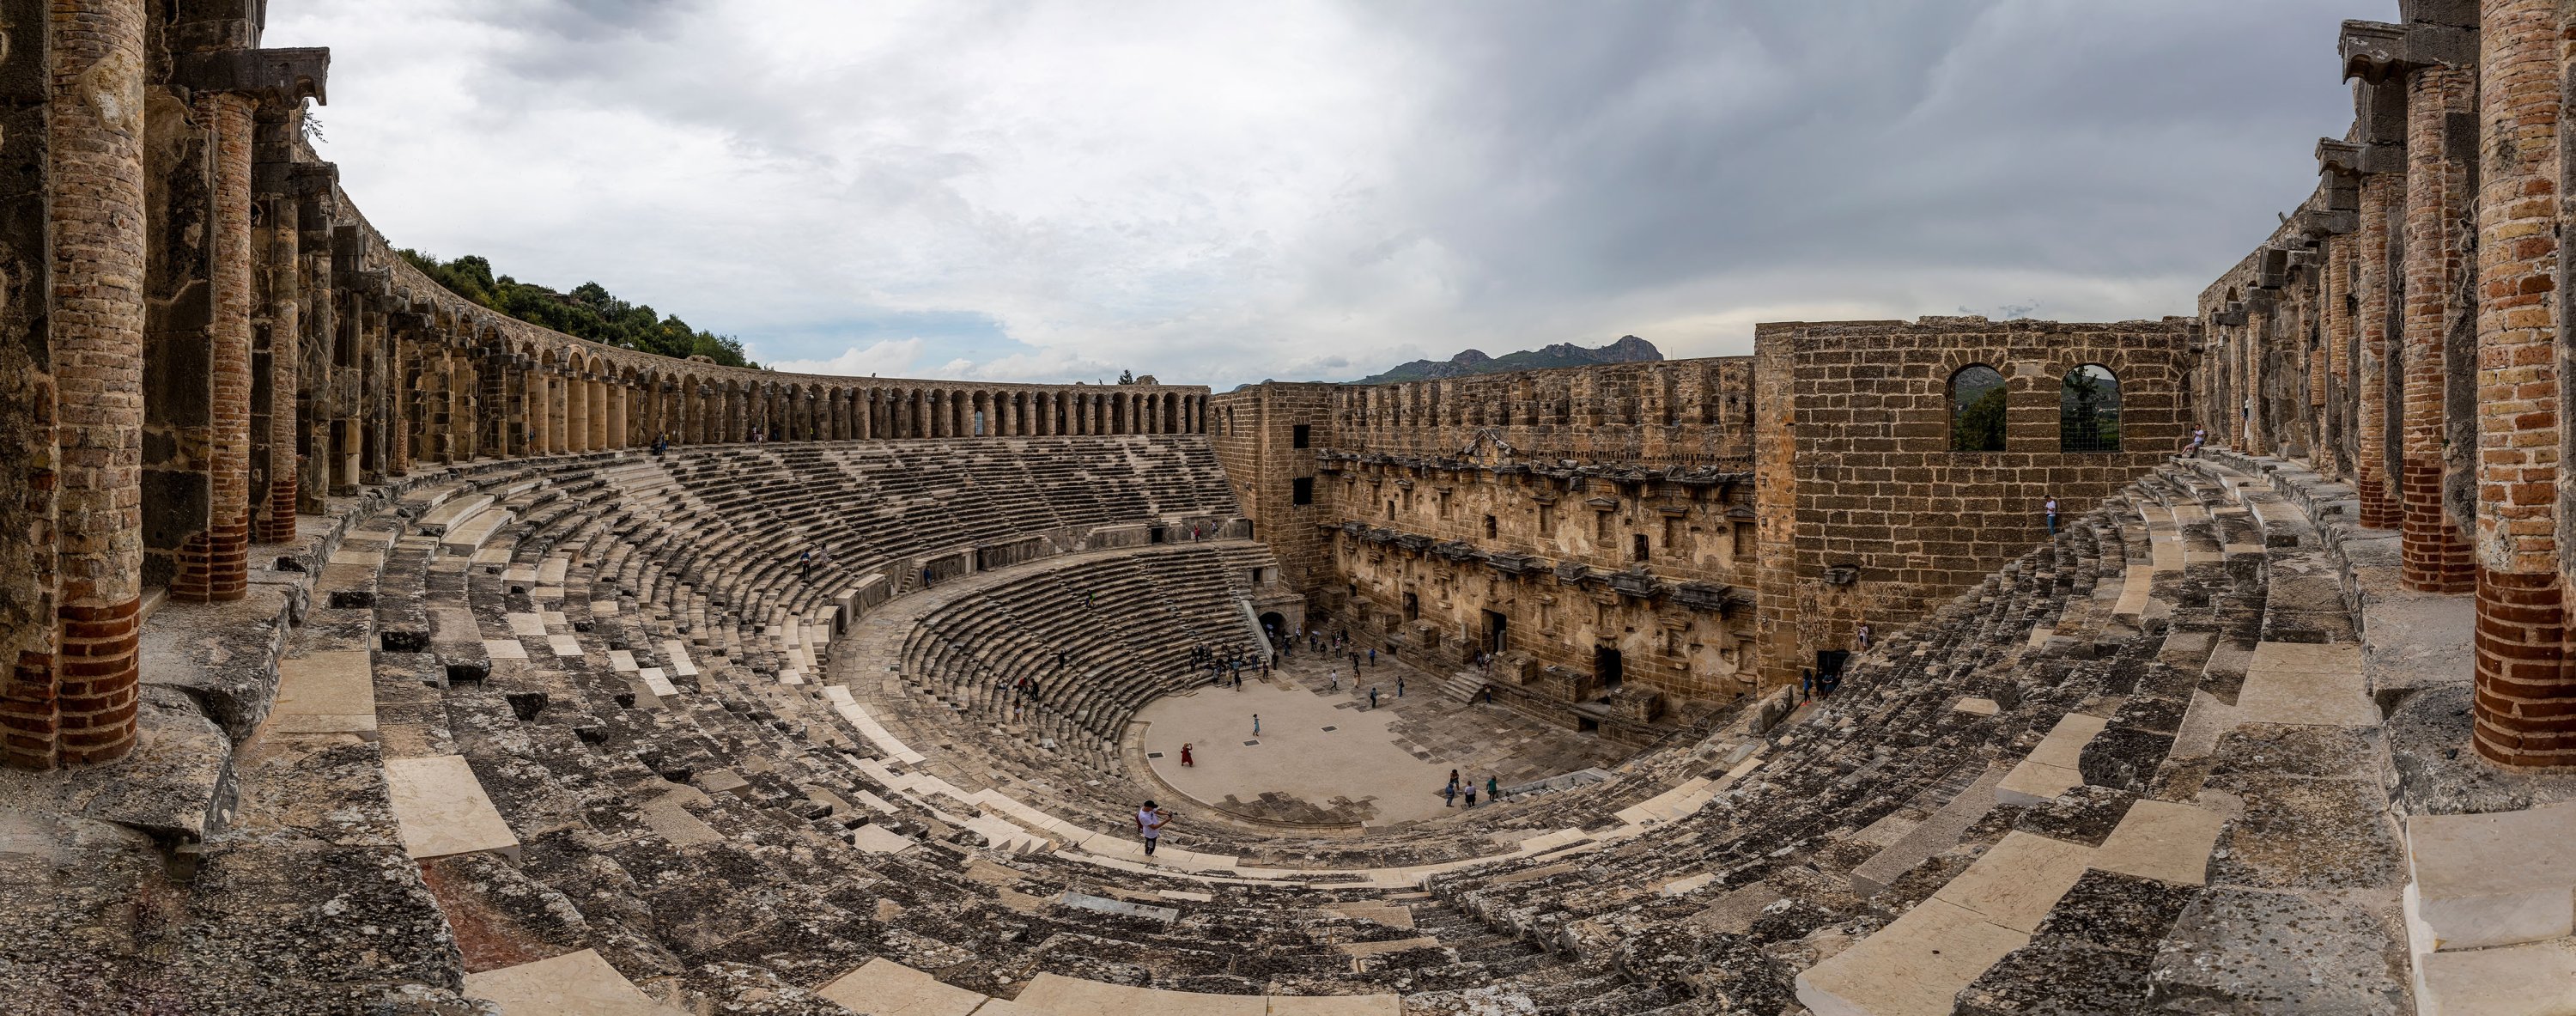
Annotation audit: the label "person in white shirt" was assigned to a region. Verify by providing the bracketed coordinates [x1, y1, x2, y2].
[2044, 496, 2060, 536]
[1135, 800, 1170, 856]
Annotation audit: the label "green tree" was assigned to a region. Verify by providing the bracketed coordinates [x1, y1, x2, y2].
[395, 248, 756, 368]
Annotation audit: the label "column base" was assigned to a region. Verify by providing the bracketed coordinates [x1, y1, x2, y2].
[2472, 566, 2576, 769]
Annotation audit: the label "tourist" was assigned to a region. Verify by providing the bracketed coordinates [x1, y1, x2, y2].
[799, 550, 812, 584]
[1463, 782, 1477, 807]
[1856, 622, 1871, 649]
[1483, 686, 1494, 705]
[1444, 770, 1461, 807]
[1396, 675, 1405, 697]
[921, 566, 935, 589]
[1369, 686, 1378, 708]
[1135, 800, 1170, 856]
[1252, 714, 1261, 735]
[1368, 648, 1376, 667]
[1486, 775, 1501, 803]
[1329, 668, 1340, 691]
[2044, 495, 2059, 536]
[1180, 743, 1194, 767]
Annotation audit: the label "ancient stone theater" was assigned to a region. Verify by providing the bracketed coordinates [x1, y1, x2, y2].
[1, 1, 2567, 1013]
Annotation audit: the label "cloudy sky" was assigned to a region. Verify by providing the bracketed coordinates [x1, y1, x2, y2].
[268, 1, 2379, 388]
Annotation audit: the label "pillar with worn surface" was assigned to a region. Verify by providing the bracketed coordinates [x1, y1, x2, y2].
[2356, 167, 2403, 530]
[18, 0, 148, 768]
[611, 379, 629, 448]
[0, 0, 58, 772]
[173, 90, 256, 601]
[2401, 63, 2477, 592]
[2470, 0, 2570, 767]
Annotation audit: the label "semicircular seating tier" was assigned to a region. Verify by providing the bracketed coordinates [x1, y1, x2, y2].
[254, 409, 2353, 1013]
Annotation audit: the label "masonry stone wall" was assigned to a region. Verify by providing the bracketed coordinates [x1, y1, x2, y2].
[1753, 317, 2194, 692]
[1217, 360, 1760, 736]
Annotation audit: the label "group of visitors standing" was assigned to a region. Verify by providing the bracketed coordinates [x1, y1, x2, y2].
[1194, 642, 1265, 689]
[1443, 770, 1502, 808]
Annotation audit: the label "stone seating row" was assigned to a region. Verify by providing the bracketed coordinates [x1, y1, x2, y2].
[902, 545, 1271, 750]
[2191, 447, 2576, 1016]
[343, 440, 2366, 1014]
[362, 442, 1546, 1011]
[1378, 505, 2146, 1012]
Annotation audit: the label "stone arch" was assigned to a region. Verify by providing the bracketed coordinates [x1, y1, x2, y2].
[2058, 363, 2121, 453]
[1948, 363, 2007, 453]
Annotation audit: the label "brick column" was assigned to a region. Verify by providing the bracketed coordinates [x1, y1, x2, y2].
[11, 0, 149, 768]
[171, 91, 256, 601]
[2401, 64, 2477, 592]
[2356, 168, 2403, 529]
[2470, 0, 2571, 768]
[0, 0, 58, 773]
[2325, 231, 2354, 475]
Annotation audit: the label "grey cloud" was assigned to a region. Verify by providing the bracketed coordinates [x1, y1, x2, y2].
[271, 0, 2386, 387]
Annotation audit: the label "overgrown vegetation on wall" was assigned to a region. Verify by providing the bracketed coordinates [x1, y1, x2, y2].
[397, 250, 756, 368]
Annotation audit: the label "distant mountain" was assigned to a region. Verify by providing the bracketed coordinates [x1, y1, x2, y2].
[1352, 335, 1662, 384]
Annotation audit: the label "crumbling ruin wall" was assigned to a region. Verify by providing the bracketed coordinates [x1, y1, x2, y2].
[1753, 317, 2194, 692]
[1221, 359, 1762, 733]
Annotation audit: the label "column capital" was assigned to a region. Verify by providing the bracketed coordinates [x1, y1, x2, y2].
[2294, 206, 2358, 238]
[2341, 20, 2474, 80]
[174, 47, 331, 106]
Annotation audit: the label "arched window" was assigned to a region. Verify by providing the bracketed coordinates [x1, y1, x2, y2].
[1949, 364, 2007, 452]
[2059, 364, 2121, 452]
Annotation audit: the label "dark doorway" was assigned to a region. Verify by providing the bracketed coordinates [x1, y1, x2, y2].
[1815, 649, 1850, 695]
[1631, 533, 1649, 562]
[1261, 611, 1287, 648]
[1402, 592, 1419, 622]
[1482, 609, 1508, 655]
[1148, 526, 1167, 544]
[1595, 645, 1624, 692]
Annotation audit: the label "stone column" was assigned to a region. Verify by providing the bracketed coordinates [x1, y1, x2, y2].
[255, 161, 317, 541]
[532, 368, 552, 453]
[566, 369, 589, 453]
[173, 89, 256, 601]
[15, 0, 149, 768]
[2401, 57, 2476, 592]
[2471, 0, 2569, 768]
[2355, 164, 2404, 530]
[0, 0, 57, 773]
[2324, 210, 2357, 479]
[606, 378, 626, 449]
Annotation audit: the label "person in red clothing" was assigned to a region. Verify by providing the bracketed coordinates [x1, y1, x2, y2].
[1179, 743, 1194, 767]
